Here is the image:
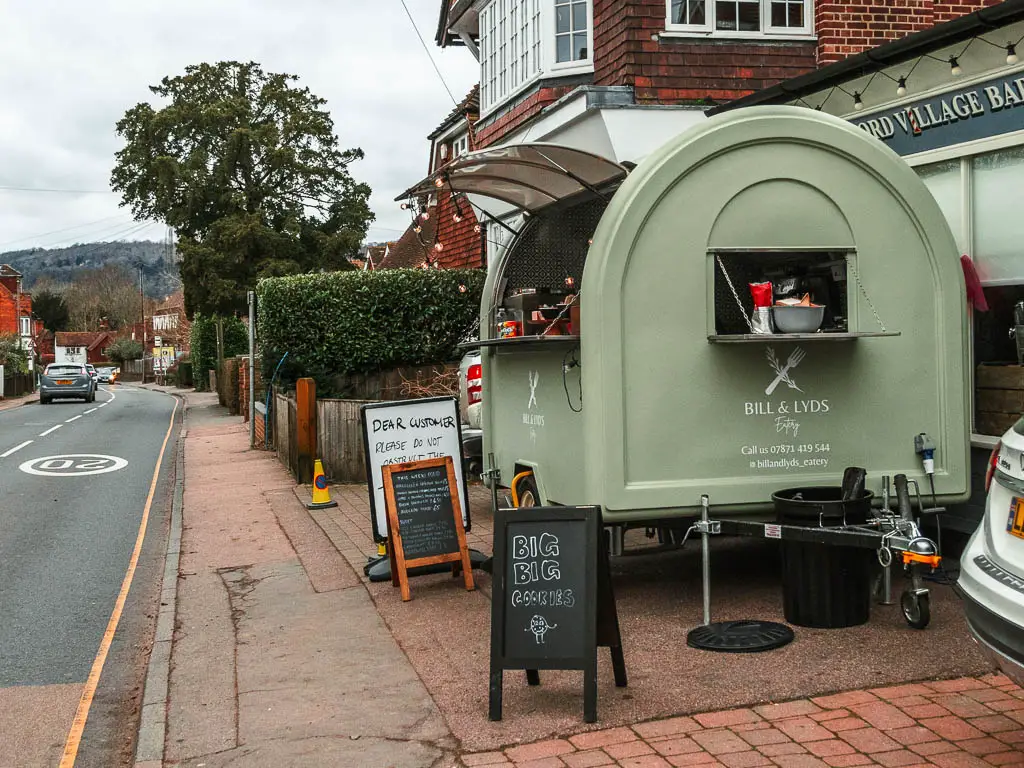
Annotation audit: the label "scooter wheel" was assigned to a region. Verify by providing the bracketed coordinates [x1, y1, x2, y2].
[901, 590, 930, 630]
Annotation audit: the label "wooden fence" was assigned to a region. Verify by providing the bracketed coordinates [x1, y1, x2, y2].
[317, 399, 376, 482]
[267, 362, 460, 484]
[1, 370, 35, 398]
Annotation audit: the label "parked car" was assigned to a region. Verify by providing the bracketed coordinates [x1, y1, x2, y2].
[458, 349, 483, 479]
[958, 424, 1024, 686]
[39, 363, 95, 404]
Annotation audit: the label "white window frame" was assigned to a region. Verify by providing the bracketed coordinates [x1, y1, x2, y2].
[664, 0, 814, 39]
[19, 316, 30, 336]
[479, 0, 594, 116]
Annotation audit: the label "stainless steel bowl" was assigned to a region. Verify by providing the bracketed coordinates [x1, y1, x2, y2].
[772, 305, 825, 333]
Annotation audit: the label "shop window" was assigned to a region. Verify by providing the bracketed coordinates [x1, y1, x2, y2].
[916, 160, 963, 252]
[973, 147, 1024, 285]
[974, 284, 1024, 436]
[712, 251, 849, 336]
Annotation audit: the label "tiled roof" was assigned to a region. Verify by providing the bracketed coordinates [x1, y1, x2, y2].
[428, 84, 480, 140]
[55, 331, 114, 350]
[376, 212, 438, 270]
[0, 264, 22, 277]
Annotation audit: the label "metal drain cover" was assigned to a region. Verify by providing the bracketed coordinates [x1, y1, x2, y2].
[687, 620, 794, 653]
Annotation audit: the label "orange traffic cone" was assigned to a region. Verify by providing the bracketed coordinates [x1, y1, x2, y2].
[305, 459, 338, 509]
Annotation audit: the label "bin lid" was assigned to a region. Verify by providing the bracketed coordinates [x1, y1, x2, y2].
[395, 143, 629, 214]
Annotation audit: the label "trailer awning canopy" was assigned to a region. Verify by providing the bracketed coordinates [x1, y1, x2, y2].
[395, 143, 628, 214]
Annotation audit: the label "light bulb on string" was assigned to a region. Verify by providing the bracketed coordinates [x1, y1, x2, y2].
[400, 202, 409, 210]
[458, 284, 467, 293]
[896, 77, 907, 98]
[853, 92, 864, 110]
[434, 241, 444, 252]
[565, 276, 575, 289]
[434, 176, 445, 189]
[413, 225, 422, 234]
[473, 224, 481, 233]
[420, 211, 430, 221]
[1008, 44, 1019, 65]
[453, 212, 463, 223]
[950, 56, 962, 77]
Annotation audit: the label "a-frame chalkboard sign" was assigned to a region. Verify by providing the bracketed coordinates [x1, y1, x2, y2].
[489, 506, 626, 723]
[382, 456, 475, 602]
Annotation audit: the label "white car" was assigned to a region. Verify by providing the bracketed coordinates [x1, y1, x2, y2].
[958, 425, 1024, 686]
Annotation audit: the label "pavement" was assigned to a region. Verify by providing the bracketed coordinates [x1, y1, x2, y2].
[0, 389, 38, 410]
[136, 385, 1024, 767]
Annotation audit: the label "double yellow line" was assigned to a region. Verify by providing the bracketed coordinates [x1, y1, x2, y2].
[60, 394, 180, 766]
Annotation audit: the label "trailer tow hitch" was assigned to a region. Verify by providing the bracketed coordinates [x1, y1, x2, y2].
[693, 483, 942, 630]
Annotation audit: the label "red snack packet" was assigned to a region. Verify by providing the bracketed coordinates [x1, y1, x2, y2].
[749, 282, 773, 308]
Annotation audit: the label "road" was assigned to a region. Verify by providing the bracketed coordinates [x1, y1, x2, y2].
[0, 385, 180, 767]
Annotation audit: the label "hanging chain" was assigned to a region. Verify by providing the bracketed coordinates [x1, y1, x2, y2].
[715, 254, 754, 332]
[846, 258, 886, 332]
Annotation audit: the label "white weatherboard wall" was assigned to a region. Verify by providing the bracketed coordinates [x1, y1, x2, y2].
[55, 345, 86, 364]
[362, 397, 469, 540]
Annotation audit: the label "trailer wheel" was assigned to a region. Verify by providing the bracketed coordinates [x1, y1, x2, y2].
[901, 590, 930, 630]
[512, 473, 540, 508]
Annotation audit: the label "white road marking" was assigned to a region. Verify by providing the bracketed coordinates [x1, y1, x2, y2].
[1, 440, 32, 458]
[39, 424, 63, 437]
[66, 415, 83, 423]
[19, 454, 128, 477]
[84, 408, 97, 415]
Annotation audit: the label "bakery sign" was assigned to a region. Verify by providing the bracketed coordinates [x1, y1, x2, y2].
[852, 69, 1024, 155]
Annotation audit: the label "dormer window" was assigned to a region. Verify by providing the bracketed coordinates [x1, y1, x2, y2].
[666, 0, 813, 37]
[480, 0, 593, 115]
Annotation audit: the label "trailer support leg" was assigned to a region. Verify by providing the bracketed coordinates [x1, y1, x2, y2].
[700, 495, 712, 626]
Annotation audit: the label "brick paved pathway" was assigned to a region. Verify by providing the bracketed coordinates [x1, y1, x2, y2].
[459, 674, 1024, 768]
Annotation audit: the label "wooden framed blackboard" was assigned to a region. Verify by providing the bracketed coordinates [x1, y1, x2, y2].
[362, 397, 470, 543]
[489, 506, 626, 723]
[382, 456, 474, 601]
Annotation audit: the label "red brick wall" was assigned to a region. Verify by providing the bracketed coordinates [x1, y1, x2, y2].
[433, 189, 485, 270]
[593, 0, 816, 103]
[476, 86, 577, 147]
[0, 288, 31, 337]
[815, 1, 1002, 64]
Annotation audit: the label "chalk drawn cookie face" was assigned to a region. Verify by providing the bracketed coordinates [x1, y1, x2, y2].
[527, 614, 557, 644]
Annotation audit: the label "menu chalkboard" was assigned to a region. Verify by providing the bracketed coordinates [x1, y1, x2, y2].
[391, 465, 460, 560]
[383, 456, 474, 602]
[489, 506, 626, 723]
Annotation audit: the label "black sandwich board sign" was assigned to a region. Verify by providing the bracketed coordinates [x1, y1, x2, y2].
[489, 505, 627, 723]
[361, 397, 470, 543]
[382, 456, 474, 601]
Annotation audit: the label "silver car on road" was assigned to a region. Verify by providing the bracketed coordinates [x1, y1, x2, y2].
[39, 363, 96, 404]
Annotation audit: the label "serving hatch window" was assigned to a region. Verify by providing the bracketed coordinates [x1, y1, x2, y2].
[712, 251, 849, 337]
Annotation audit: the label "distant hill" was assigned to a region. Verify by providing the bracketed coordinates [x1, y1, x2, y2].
[0, 240, 179, 299]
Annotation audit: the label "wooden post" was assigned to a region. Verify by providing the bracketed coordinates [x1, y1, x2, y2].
[296, 377, 316, 484]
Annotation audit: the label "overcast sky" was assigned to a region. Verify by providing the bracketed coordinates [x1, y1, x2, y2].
[0, 0, 478, 254]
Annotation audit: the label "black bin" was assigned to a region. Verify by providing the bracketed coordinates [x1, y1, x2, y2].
[772, 487, 874, 629]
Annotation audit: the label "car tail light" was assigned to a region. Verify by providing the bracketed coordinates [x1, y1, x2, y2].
[467, 363, 482, 405]
[985, 440, 1003, 493]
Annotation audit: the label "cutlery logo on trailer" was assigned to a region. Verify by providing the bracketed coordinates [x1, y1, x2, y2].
[765, 347, 804, 395]
[19, 454, 128, 476]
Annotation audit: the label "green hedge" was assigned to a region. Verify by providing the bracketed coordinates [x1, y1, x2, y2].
[189, 313, 249, 391]
[257, 268, 484, 395]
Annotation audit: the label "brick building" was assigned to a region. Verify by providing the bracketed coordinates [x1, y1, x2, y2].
[54, 331, 116, 365]
[395, 2, 999, 271]
[0, 265, 34, 359]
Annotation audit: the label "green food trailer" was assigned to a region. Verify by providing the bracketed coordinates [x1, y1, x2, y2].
[423, 106, 971, 537]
